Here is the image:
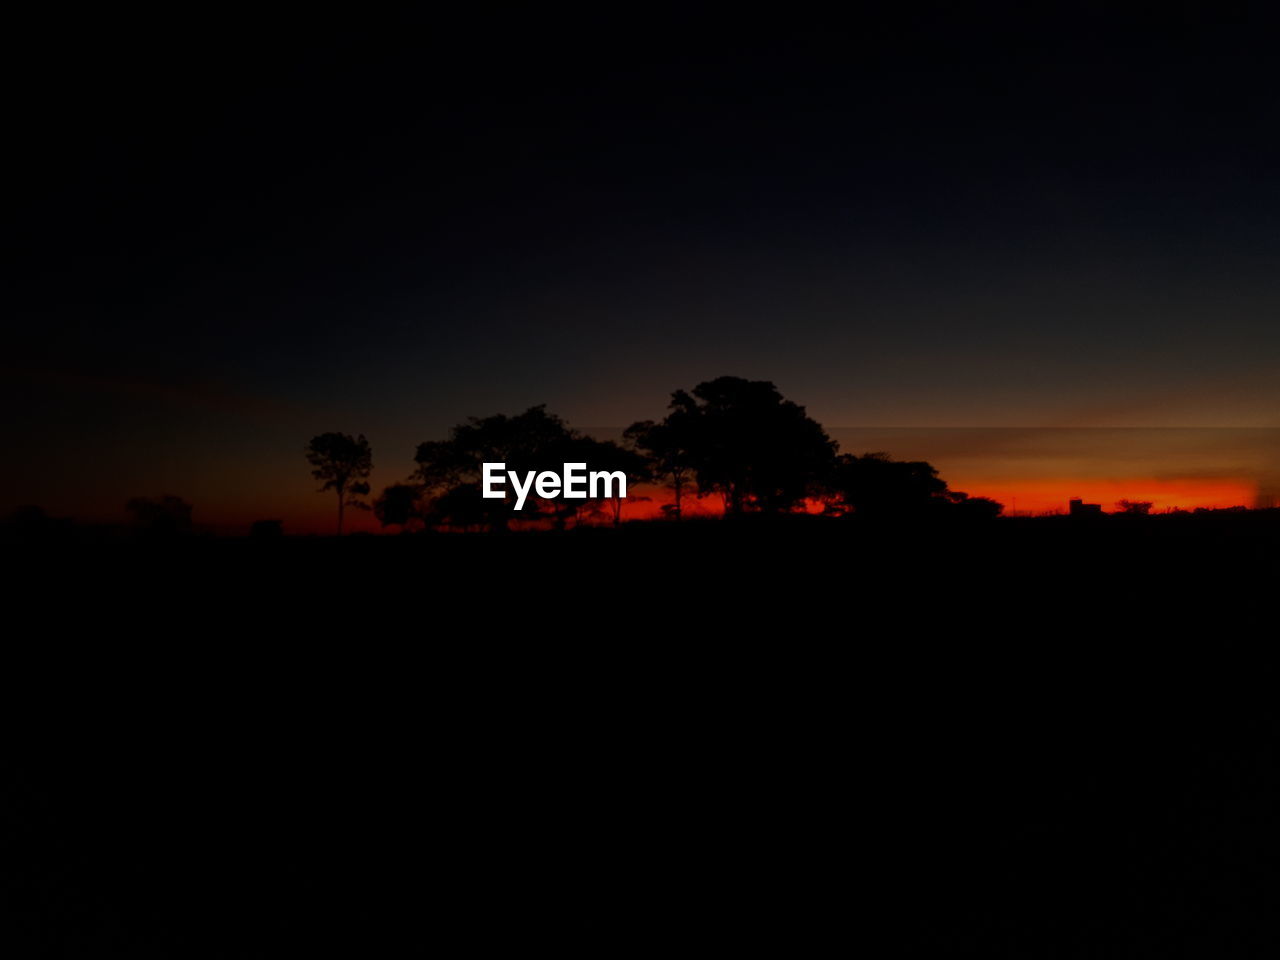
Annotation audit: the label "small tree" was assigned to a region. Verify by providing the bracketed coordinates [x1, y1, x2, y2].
[306, 432, 373, 535]
[945, 490, 1005, 520]
[824, 454, 1003, 520]
[374, 484, 423, 531]
[826, 452, 948, 518]
[1116, 499, 1153, 516]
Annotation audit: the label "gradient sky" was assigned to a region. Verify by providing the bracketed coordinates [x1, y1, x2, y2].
[8, 6, 1280, 530]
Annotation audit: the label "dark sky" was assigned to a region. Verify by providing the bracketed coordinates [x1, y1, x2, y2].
[8, 5, 1280, 524]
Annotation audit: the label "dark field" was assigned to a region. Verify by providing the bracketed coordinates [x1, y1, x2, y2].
[5, 513, 1278, 955]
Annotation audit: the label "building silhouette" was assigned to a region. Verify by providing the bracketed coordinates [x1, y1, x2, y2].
[1069, 498, 1103, 517]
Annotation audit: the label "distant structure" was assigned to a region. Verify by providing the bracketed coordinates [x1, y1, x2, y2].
[1069, 498, 1103, 517]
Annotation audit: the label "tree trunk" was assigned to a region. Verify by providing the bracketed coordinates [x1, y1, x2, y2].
[337, 489, 345, 536]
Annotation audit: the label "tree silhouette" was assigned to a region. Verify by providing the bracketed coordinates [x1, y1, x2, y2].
[421, 483, 500, 532]
[827, 453, 947, 518]
[624, 416, 695, 520]
[1116, 499, 1154, 515]
[667, 376, 836, 514]
[945, 490, 1005, 520]
[568, 434, 651, 526]
[414, 406, 651, 530]
[374, 484, 423, 531]
[414, 406, 578, 531]
[305, 433, 372, 536]
[826, 452, 1003, 519]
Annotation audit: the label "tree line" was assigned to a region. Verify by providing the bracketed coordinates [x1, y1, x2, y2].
[305, 376, 1003, 534]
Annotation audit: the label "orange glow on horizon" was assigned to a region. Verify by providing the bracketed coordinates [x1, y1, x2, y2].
[617, 476, 1258, 521]
[948, 476, 1257, 515]
[179, 475, 1260, 534]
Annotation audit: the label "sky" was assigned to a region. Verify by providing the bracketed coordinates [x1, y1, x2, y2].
[7, 6, 1280, 530]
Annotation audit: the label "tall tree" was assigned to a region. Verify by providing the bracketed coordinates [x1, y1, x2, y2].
[624, 416, 694, 520]
[414, 405, 578, 531]
[668, 376, 836, 514]
[305, 432, 373, 535]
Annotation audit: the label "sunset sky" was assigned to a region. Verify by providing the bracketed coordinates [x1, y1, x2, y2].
[8, 7, 1280, 531]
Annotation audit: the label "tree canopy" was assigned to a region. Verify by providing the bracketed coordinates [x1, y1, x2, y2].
[306, 432, 373, 535]
[374, 484, 423, 531]
[414, 405, 648, 530]
[624, 416, 695, 520]
[825, 452, 1002, 520]
[665, 376, 836, 514]
[301, 377, 1006, 535]
[406, 381, 1003, 529]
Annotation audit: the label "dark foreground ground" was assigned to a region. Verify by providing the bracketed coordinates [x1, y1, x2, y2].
[4, 514, 1279, 955]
